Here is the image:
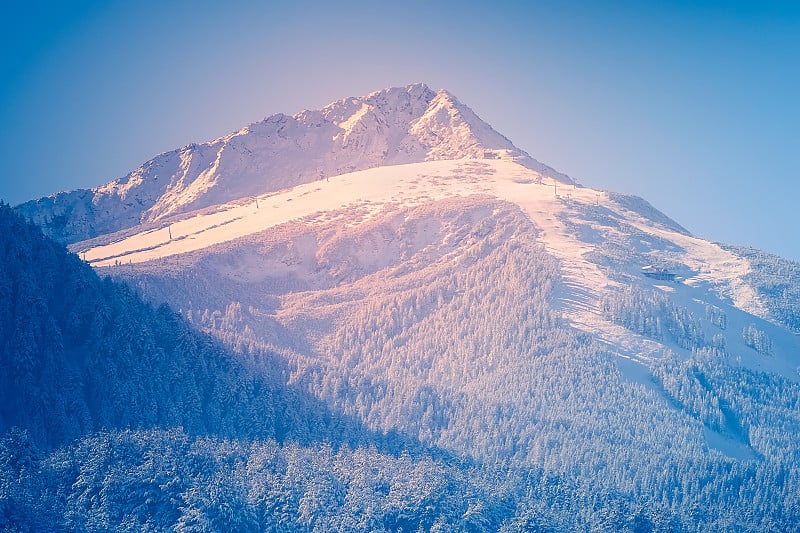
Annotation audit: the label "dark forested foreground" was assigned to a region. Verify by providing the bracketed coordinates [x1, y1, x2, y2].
[2, 427, 683, 532]
[2, 422, 798, 532]
[2, 202, 800, 532]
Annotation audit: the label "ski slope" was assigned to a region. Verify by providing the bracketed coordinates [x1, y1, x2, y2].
[75, 158, 798, 381]
[79, 159, 590, 271]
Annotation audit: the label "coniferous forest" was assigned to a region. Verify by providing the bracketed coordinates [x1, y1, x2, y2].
[3, 200, 800, 532]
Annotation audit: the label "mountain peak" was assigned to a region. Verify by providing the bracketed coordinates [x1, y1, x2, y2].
[370, 81, 435, 100]
[434, 86, 458, 100]
[17, 84, 570, 244]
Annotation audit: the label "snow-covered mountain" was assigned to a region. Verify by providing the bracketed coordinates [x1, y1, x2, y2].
[9, 84, 800, 530]
[17, 83, 568, 244]
[68, 151, 800, 529]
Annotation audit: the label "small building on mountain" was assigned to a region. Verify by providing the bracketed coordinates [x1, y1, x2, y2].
[641, 265, 676, 281]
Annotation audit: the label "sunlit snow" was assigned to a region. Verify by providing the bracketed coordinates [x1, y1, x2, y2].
[75, 157, 798, 384]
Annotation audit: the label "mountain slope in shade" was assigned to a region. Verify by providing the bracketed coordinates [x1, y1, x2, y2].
[16, 83, 569, 244]
[0, 203, 412, 452]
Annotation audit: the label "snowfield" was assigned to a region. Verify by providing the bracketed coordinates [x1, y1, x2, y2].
[75, 157, 798, 384]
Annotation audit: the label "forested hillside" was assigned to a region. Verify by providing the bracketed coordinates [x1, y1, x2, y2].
[105, 197, 800, 531]
[0, 203, 678, 531]
[4, 188, 800, 530]
[0, 203, 386, 452]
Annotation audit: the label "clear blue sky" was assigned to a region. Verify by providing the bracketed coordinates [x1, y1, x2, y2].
[1, 0, 798, 260]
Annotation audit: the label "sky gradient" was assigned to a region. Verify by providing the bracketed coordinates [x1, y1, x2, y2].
[1, 0, 798, 260]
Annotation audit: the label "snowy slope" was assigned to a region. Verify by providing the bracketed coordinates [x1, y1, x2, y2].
[75, 157, 800, 384]
[17, 84, 569, 244]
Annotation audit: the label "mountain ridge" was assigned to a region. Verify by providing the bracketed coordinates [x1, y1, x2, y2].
[17, 83, 569, 244]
